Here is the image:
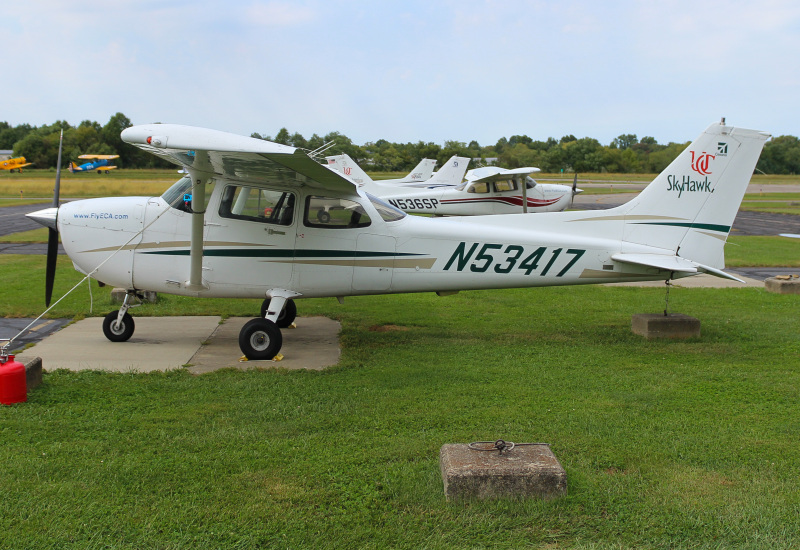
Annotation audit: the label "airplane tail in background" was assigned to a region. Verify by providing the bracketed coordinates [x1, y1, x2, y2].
[325, 154, 372, 185]
[611, 120, 770, 271]
[397, 158, 437, 183]
[426, 156, 469, 187]
[67, 162, 79, 173]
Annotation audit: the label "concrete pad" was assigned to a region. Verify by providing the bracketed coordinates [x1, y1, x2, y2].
[632, 313, 701, 339]
[24, 356, 42, 390]
[186, 316, 341, 373]
[16, 316, 222, 372]
[440, 443, 567, 500]
[765, 276, 800, 295]
[14, 316, 342, 374]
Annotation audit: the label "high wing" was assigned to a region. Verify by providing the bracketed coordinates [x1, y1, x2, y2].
[466, 166, 541, 184]
[121, 124, 358, 195]
[78, 154, 120, 160]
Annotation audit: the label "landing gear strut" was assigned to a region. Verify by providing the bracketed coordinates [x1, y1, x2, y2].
[102, 291, 138, 342]
[260, 298, 297, 328]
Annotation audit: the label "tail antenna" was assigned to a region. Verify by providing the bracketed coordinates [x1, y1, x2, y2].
[305, 140, 336, 160]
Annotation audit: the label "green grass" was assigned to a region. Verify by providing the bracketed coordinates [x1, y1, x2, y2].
[1, 253, 800, 548]
[1, 273, 799, 548]
[725, 236, 800, 267]
[0, 227, 50, 243]
[0, 198, 51, 207]
[739, 195, 800, 215]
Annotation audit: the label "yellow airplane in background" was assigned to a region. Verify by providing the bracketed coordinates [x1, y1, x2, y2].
[0, 157, 33, 172]
[68, 154, 119, 173]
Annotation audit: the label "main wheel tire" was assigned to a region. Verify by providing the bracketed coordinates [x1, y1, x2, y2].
[239, 318, 282, 360]
[102, 310, 135, 342]
[259, 298, 297, 328]
[317, 210, 330, 223]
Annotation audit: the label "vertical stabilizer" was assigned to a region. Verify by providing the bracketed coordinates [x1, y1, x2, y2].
[325, 154, 372, 185]
[397, 158, 437, 183]
[427, 155, 469, 187]
[615, 121, 770, 268]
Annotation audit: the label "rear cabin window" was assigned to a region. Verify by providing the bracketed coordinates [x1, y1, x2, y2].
[304, 196, 371, 228]
[219, 185, 295, 226]
[493, 180, 518, 192]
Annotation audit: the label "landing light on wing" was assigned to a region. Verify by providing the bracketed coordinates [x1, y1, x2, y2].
[146, 136, 167, 147]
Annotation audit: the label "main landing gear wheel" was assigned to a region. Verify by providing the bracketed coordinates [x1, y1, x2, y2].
[239, 318, 282, 360]
[260, 298, 297, 328]
[102, 310, 135, 342]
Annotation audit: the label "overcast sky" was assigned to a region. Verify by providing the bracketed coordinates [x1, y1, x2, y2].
[5, 0, 799, 146]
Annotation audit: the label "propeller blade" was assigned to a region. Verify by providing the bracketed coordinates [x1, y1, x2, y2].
[45, 130, 64, 307]
[45, 228, 58, 307]
[572, 173, 578, 194]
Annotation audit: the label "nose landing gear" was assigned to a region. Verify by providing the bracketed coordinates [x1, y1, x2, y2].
[102, 291, 142, 342]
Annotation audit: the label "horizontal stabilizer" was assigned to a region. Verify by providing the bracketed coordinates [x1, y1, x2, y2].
[694, 263, 746, 283]
[611, 253, 698, 273]
[612, 253, 745, 282]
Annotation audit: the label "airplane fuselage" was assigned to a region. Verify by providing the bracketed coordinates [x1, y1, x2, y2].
[70, 159, 116, 172]
[56, 176, 676, 301]
[380, 182, 574, 215]
[0, 157, 31, 172]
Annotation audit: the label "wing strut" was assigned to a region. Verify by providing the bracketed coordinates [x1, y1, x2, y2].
[516, 175, 528, 213]
[186, 169, 208, 291]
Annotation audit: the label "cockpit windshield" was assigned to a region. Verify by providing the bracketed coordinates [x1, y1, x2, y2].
[161, 176, 214, 212]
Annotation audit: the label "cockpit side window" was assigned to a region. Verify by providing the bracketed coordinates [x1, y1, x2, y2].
[219, 185, 295, 226]
[467, 182, 489, 194]
[493, 180, 518, 192]
[303, 196, 371, 228]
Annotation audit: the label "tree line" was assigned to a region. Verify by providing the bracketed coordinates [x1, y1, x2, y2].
[3, 113, 799, 174]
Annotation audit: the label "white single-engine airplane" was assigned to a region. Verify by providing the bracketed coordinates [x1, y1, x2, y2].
[364, 163, 581, 216]
[26, 120, 768, 360]
[326, 154, 579, 216]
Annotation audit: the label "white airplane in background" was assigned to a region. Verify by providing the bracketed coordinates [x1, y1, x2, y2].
[333, 154, 581, 215]
[24, 120, 768, 362]
[326, 156, 436, 186]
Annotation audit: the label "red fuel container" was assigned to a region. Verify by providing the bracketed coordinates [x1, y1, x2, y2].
[0, 354, 27, 405]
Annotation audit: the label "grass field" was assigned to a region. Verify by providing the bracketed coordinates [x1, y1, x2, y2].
[1, 272, 799, 548]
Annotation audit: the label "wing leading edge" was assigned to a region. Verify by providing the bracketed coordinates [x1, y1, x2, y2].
[121, 124, 358, 195]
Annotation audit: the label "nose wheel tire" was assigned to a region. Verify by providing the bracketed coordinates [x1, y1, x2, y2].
[102, 310, 135, 342]
[260, 298, 297, 328]
[239, 318, 282, 360]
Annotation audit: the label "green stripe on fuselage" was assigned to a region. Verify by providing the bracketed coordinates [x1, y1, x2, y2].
[634, 222, 730, 233]
[142, 248, 425, 258]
